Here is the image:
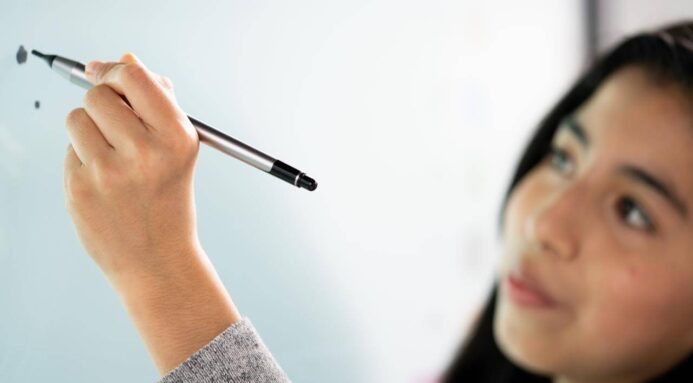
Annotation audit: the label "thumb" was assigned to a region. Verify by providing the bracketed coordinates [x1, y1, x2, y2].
[119, 52, 142, 65]
[84, 53, 142, 84]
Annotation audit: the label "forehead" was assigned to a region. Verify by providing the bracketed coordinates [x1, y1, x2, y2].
[566, 66, 693, 203]
[573, 66, 692, 145]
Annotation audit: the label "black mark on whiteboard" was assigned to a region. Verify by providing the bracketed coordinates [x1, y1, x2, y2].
[17, 45, 28, 64]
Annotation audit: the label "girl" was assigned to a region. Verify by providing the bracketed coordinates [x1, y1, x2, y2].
[444, 21, 693, 383]
[63, 20, 692, 383]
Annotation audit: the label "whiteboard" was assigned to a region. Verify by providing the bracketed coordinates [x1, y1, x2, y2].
[0, 1, 586, 382]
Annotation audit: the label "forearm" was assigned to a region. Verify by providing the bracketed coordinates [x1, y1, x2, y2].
[108, 243, 241, 376]
[64, 54, 244, 377]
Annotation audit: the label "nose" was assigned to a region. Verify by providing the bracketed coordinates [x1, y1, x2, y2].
[524, 183, 584, 261]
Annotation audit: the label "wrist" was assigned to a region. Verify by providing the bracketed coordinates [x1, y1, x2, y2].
[106, 240, 205, 295]
[107, 244, 241, 375]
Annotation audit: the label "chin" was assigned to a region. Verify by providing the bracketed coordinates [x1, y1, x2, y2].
[492, 298, 563, 376]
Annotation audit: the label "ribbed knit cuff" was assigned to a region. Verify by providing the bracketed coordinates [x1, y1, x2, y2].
[158, 317, 291, 383]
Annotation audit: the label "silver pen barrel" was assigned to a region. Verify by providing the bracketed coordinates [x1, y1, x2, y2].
[189, 116, 274, 172]
[52, 56, 276, 173]
[52, 56, 92, 90]
[34, 51, 317, 191]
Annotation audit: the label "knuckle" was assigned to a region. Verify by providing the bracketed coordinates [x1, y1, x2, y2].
[92, 159, 122, 192]
[90, 156, 111, 176]
[94, 62, 116, 83]
[121, 142, 158, 181]
[65, 108, 83, 126]
[160, 128, 197, 158]
[127, 139, 152, 161]
[93, 173, 115, 195]
[122, 62, 150, 85]
[65, 171, 92, 203]
[83, 84, 110, 109]
[175, 134, 198, 157]
[161, 75, 174, 89]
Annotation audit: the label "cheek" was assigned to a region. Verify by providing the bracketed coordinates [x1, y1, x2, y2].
[583, 261, 692, 359]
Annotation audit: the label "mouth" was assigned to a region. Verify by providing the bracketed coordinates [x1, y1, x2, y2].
[503, 267, 559, 309]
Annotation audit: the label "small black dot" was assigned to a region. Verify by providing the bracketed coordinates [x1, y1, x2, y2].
[35, 100, 40, 109]
[17, 45, 28, 64]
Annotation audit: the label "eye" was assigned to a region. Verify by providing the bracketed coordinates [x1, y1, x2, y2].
[616, 196, 656, 233]
[547, 145, 574, 175]
[547, 145, 656, 234]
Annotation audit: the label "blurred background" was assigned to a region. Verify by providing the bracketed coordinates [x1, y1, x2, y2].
[0, 1, 690, 382]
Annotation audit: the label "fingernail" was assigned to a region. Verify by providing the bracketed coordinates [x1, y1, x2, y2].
[86, 60, 103, 75]
[122, 52, 140, 64]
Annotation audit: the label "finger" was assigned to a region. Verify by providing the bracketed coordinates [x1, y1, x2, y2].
[64, 143, 82, 194]
[156, 74, 177, 102]
[64, 143, 82, 168]
[65, 108, 113, 166]
[64, 143, 88, 208]
[120, 52, 142, 66]
[83, 84, 149, 153]
[118, 53, 175, 95]
[119, 53, 178, 103]
[158, 74, 174, 91]
[85, 54, 184, 133]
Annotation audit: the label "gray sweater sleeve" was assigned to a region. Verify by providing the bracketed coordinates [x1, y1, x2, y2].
[157, 317, 291, 383]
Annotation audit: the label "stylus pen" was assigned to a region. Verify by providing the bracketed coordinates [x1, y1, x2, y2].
[30, 50, 318, 192]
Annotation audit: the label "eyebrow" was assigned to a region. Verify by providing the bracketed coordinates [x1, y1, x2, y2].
[558, 115, 689, 221]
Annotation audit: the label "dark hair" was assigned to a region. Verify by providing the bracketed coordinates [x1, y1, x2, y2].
[442, 21, 693, 383]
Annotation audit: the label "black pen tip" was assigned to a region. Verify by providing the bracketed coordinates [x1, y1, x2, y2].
[31, 49, 56, 67]
[298, 175, 318, 191]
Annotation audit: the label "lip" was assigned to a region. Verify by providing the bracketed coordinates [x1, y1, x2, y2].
[504, 268, 558, 308]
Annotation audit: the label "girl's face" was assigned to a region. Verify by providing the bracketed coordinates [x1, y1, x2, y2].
[495, 65, 693, 383]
